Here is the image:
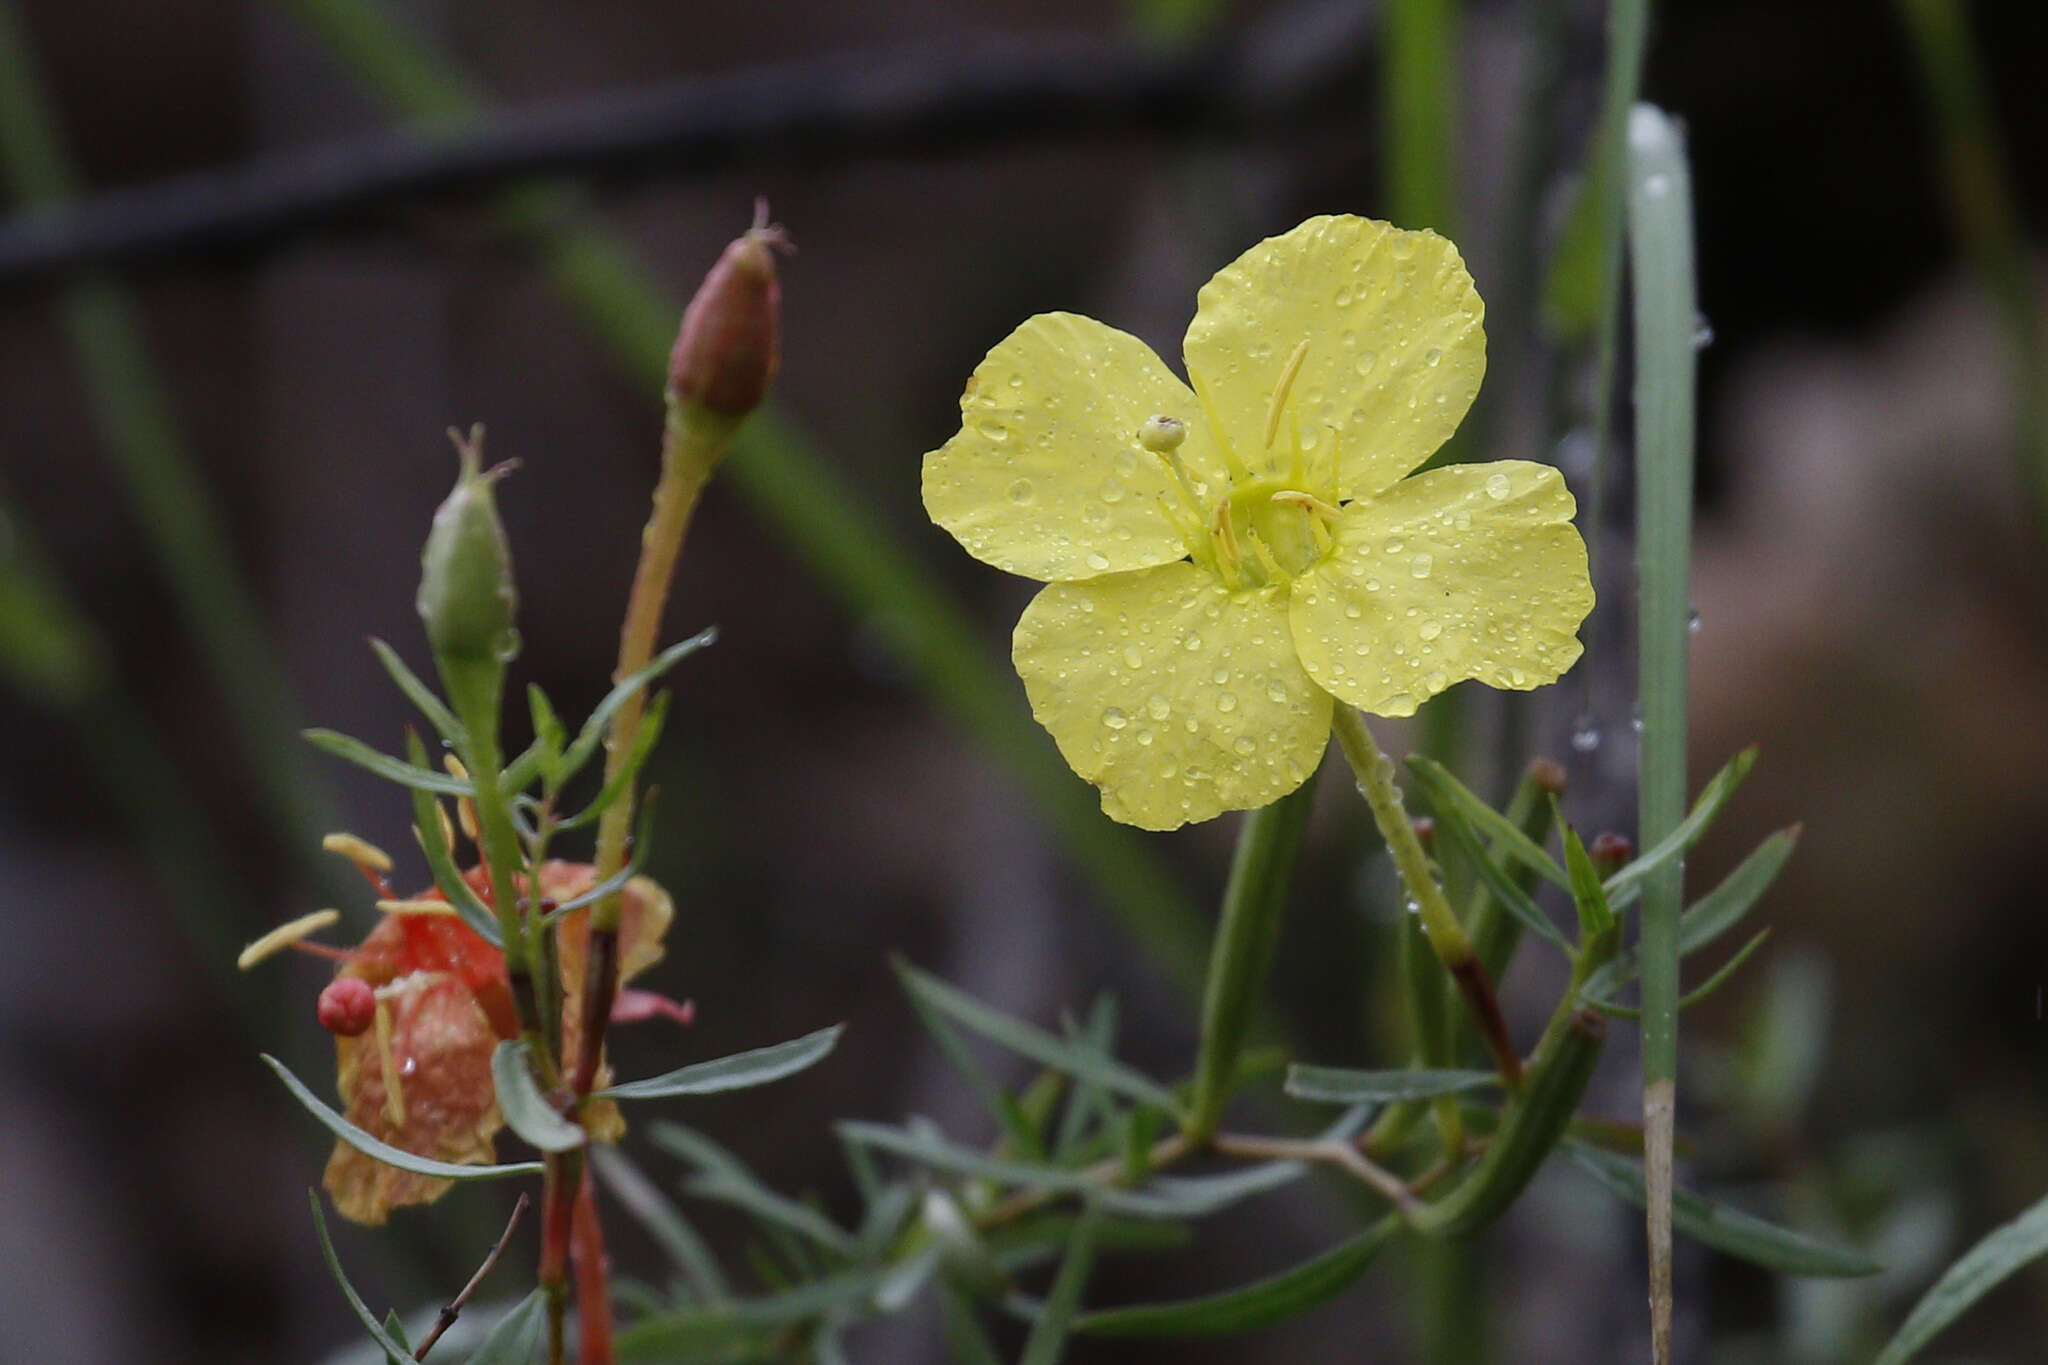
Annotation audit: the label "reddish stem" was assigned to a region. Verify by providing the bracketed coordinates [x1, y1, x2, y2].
[572, 1161, 616, 1365]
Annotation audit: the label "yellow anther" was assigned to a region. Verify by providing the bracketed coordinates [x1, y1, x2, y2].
[236, 908, 342, 970]
[1211, 495, 1242, 565]
[435, 801, 457, 855]
[375, 897, 460, 917]
[373, 999, 407, 1128]
[443, 756, 481, 842]
[1264, 337, 1312, 451]
[321, 832, 393, 874]
[1271, 490, 1343, 521]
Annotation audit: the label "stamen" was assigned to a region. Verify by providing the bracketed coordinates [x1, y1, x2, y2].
[376, 897, 460, 917]
[1264, 337, 1312, 451]
[237, 908, 342, 970]
[445, 756, 481, 843]
[1153, 449, 1207, 524]
[1272, 490, 1340, 554]
[1289, 407, 1306, 487]
[323, 832, 395, 897]
[1209, 497, 1245, 590]
[1246, 530, 1287, 583]
[1192, 376, 1249, 480]
[373, 999, 407, 1127]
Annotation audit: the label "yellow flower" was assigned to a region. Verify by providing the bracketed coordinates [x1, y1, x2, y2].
[923, 216, 1594, 830]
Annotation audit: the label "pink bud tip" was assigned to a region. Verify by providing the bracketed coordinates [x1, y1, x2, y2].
[1588, 831, 1634, 870]
[318, 977, 377, 1037]
[667, 204, 794, 419]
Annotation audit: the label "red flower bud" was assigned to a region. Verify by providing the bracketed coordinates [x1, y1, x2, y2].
[667, 201, 791, 420]
[318, 977, 377, 1037]
[1588, 831, 1634, 876]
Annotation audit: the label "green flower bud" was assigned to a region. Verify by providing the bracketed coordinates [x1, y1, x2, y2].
[417, 426, 519, 667]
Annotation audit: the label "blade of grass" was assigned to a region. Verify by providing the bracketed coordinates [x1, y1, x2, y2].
[1627, 101, 1698, 1365]
[272, 0, 1212, 1002]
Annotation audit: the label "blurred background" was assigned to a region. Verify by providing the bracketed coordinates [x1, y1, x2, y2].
[0, 0, 2044, 1360]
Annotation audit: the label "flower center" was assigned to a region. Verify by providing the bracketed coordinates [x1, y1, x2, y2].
[1142, 336, 1345, 592]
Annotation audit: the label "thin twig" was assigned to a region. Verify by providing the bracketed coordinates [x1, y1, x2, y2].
[0, 4, 1378, 288]
[414, 1192, 530, 1361]
[1213, 1132, 1422, 1216]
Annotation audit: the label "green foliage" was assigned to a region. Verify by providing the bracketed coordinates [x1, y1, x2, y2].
[266, 1055, 544, 1182]
[599, 1025, 845, 1102]
[1872, 1189, 2048, 1364]
[491, 1042, 586, 1153]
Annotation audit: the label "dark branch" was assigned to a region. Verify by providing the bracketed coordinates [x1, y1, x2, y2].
[0, 3, 1376, 288]
[414, 1192, 529, 1361]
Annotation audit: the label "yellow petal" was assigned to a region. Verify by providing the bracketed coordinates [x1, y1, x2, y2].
[1183, 216, 1485, 499]
[923, 313, 1227, 582]
[1288, 462, 1592, 716]
[1013, 564, 1332, 830]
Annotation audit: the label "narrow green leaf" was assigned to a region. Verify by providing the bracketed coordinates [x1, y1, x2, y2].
[557, 689, 670, 829]
[544, 793, 659, 917]
[590, 1145, 730, 1304]
[1076, 1216, 1400, 1337]
[1410, 759, 1573, 954]
[902, 968, 1046, 1157]
[368, 637, 463, 743]
[686, 1172, 857, 1259]
[853, 1183, 915, 1265]
[1605, 747, 1758, 913]
[1587, 929, 1774, 1019]
[307, 1190, 417, 1365]
[1580, 827, 1798, 997]
[1561, 820, 1618, 942]
[941, 1283, 1006, 1365]
[304, 728, 472, 794]
[600, 1024, 844, 1101]
[527, 683, 566, 775]
[892, 959, 1184, 1117]
[1284, 1066, 1499, 1105]
[1406, 756, 1570, 890]
[835, 1119, 1310, 1220]
[380, 1310, 411, 1352]
[557, 629, 718, 782]
[464, 1288, 546, 1364]
[490, 1041, 585, 1153]
[264, 1055, 542, 1181]
[1872, 1187, 2048, 1365]
[650, 1122, 856, 1257]
[404, 729, 501, 947]
[1562, 1140, 1880, 1277]
[1018, 1199, 1103, 1365]
[1053, 996, 1118, 1160]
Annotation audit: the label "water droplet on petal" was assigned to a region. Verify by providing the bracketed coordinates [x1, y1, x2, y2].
[1007, 478, 1034, 504]
[1485, 471, 1512, 501]
[1410, 552, 1434, 579]
[1233, 736, 1257, 756]
[1122, 644, 1145, 668]
[1147, 694, 1172, 720]
[1418, 619, 1442, 641]
[1424, 348, 1442, 367]
[979, 418, 1011, 442]
[1216, 692, 1239, 713]
[1085, 551, 1111, 571]
[1184, 633, 1203, 651]
[1103, 707, 1128, 730]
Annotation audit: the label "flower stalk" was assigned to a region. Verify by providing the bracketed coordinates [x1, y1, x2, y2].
[1330, 704, 1522, 1088]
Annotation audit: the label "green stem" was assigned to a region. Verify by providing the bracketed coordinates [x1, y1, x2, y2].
[1185, 771, 1318, 1144]
[1628, 102, 1698, 1365]
[1330, 707, 1521, 1087]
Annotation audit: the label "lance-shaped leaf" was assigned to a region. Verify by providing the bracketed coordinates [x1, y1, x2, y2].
[1407, 758, 1574, 953]
[556, 628, 718, 783]
[892, 958, 1183, 1117]
[1017, 1199, 1104, 1365]
[1076, 1216, 1401, 1337]
[543, 794, 660, 919]
[1603, 746, 1759, 912]
[1561, 820, 1618, 942]
[1585, 929, 1773, 1019]
[308, 1190, 415, 1365]
[599, 1024, 844, 1101]
[264, 1055, 542, 1182]
[369, 637, 463, 744]
[1872, 1188, 2048, 1365]
[557, 690, 671, 829]
[1562, 1139, 1880, 1276]
[1406, 755, 1569, 889]
[1285, 1066, 1499, 1105]
[590, 1145, 730, 1305]
[304, 728, 473, 795]
[651, 1122, 858, 1258]
[1582, 827, 1798, 999]
[491, 1040, 585, 1152]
